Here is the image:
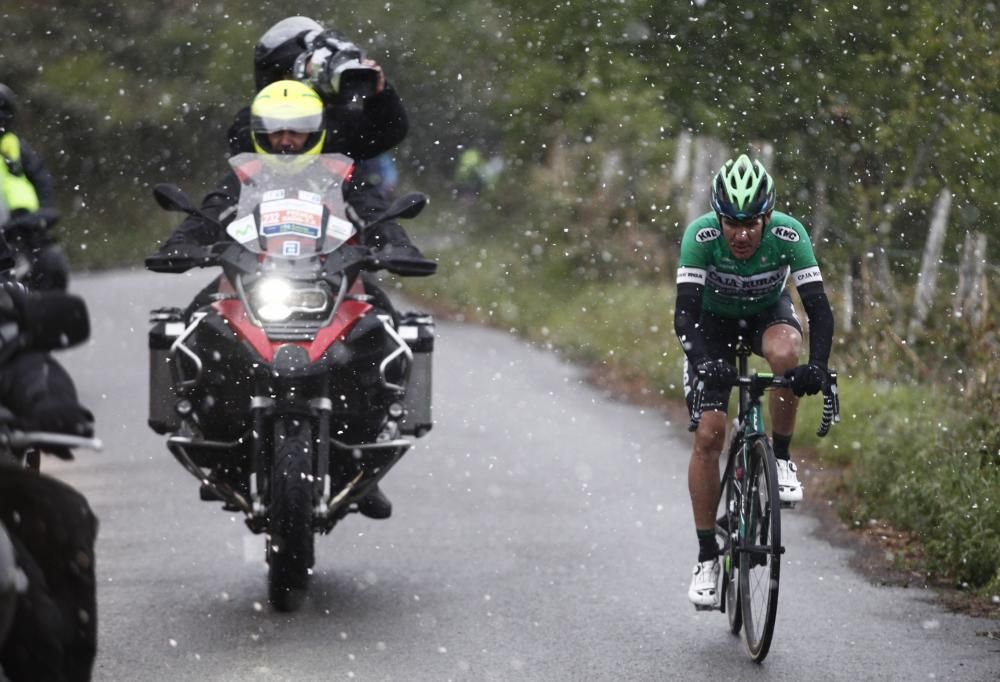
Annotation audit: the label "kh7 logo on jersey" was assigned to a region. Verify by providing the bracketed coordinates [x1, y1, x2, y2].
[770, 226, 800, 242]
[696, 227, 721, 243]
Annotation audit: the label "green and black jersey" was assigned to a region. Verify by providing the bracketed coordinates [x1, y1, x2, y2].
[673, 210, 833, 368]
[677, 211, 822, 318]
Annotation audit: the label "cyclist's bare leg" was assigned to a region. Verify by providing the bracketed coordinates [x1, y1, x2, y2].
[689, 410, 728, 529]
[761, 323, 802, 437]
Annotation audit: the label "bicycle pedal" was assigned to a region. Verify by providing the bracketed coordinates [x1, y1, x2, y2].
[781, 500, 798, 509]
[692, 603, 719, 612]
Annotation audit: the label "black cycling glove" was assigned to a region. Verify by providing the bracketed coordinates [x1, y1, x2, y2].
[695, 358, 738, 389]
[784, 362, 829, 397]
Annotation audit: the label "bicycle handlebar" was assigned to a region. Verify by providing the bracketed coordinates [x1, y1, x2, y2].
[687, 370, 840, 438]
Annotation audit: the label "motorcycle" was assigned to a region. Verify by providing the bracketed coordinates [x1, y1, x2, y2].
[0, 421, 101, 682]
[145, 153, 436, 611]
[1, 208, 69, 291]
[0, 288, 100, 681]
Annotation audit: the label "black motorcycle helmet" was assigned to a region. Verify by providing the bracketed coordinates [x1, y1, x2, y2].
[0, 83, 16, 133]
[254, 16, 324, 91]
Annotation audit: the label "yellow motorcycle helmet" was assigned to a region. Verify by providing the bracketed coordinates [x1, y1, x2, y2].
[250, 80, 326, 164]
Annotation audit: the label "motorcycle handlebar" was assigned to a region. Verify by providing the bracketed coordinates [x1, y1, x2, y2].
[1, 208, 60, 233]
[144, 249, 220, 274]
[3, 430, 103, 453]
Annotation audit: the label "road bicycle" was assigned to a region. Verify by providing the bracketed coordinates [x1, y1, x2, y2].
[688, 343, 840, 662]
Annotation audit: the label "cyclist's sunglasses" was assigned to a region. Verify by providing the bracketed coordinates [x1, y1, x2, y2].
[720, 214, 765, 227]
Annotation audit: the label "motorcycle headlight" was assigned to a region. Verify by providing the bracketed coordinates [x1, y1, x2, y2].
[250, 277, 329, 322]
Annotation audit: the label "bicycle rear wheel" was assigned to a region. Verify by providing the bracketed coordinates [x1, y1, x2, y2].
[739, 436, 781, 662]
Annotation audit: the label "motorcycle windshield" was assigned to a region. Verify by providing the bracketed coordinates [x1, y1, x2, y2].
[224, 153, 358, 260]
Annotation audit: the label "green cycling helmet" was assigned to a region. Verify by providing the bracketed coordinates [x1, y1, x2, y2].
[711, 154, 776, 221]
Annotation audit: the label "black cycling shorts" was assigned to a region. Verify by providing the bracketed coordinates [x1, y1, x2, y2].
[684, 290, 803, 415]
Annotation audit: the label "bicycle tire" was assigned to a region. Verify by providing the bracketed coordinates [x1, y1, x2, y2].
[717, 446, 742, 635]
[738, 436, 781, 662]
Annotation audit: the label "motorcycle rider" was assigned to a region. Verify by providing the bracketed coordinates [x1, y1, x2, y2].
[151, 80, 433, 520]
[0, 83, 71, 291]
[227, 16, 408, 161]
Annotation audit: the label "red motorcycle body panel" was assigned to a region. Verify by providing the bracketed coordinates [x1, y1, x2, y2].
[212, 298, 373, 363]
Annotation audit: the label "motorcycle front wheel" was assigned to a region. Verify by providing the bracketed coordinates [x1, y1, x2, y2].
[267, 416, 316, 612]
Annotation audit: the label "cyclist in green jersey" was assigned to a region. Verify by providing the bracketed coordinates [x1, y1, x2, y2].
[673, 154, 834, 607]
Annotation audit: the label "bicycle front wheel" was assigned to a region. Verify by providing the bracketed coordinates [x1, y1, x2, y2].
[717, 465, 741, 635]
[738, 436, 781, 662]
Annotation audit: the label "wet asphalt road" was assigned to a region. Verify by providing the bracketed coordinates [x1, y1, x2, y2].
[47, 268, 999, 680]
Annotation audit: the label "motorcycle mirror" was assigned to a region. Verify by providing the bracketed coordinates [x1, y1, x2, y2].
[152, 183, 197, 214]
[366, 192, 428, 228]
[389, 192, 428, 220]
[153, 183, 223, 229]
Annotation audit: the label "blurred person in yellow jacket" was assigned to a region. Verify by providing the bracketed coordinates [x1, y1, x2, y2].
[0, 83, 69, 291]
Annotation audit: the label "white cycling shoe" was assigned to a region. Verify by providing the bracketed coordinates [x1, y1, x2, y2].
[688, 558, 720, 609]
[776, 459, 803, 506]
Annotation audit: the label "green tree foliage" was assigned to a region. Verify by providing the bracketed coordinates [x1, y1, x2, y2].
[1, 1, 996, 271]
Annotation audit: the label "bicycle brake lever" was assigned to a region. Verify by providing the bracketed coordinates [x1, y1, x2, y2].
[688, 379, 705, 432]
[816, 372, 841, 437]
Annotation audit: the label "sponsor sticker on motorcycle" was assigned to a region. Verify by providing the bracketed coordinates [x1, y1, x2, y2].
[227, 214, 258, 244]
[260, 198, 323, 239]
[326, 215, 355, 242]
[297, 189, 322, 204]
[282, 240, 301, 256]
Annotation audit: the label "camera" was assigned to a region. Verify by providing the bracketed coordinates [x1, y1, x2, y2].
[325, 49, 379, 101]
[295, 35, 380, 102]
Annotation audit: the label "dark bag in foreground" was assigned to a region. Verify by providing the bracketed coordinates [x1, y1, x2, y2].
[0, 465, 98, 682]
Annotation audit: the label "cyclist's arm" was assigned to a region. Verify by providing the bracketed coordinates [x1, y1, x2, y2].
[673, 278, 709, 364]
[796, 280, 833, 367]
[783, 216, 833, 368]
[674, 216, 717, 365]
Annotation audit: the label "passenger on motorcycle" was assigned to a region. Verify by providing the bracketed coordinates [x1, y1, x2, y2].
[151, 80, 432, 520]
[673, 154, 834, 607]
[0, 83, 71, 291]
[227, 16, 408, 162]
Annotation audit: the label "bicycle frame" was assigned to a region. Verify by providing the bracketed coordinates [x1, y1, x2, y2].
[717, 347, 773, 611]
[688, 340, 840, 662]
